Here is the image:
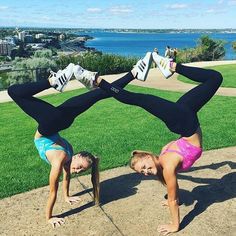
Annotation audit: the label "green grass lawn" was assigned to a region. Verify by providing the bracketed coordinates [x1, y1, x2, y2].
[178, 64, 236, 88]
[0, 85, 235, 199]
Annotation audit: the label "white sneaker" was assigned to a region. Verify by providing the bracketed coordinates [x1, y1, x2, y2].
[133, 52, 152, 81]
[48, 63, 74, 92]
[152, 52, 174, 79]
[73, 65, 98, 90]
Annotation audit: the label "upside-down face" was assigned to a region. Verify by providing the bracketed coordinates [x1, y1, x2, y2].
[70, 154, 91, 174]
[133, 155, 158, 176]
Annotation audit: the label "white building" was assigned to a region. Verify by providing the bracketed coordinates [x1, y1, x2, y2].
[35, 33, 45, 39]
[27, 43, 45, 50]
[59, 34, 65, 40]
[18, 31, 26, 41]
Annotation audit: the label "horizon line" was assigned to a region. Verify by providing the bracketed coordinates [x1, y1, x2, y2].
[0, 26, 236, 30]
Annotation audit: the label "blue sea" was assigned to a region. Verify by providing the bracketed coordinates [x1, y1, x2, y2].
[83, 31, 236, 60]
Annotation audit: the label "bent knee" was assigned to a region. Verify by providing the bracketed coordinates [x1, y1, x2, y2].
[7, 84, 18, 98]
[212, 70, 223, 86]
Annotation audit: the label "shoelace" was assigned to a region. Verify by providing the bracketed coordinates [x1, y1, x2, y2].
[48, 71, 56, 79]
[80, 76, 92, 88]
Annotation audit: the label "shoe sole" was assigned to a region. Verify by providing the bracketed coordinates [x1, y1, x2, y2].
[81, 72, 98, 90]
[157, 58, 173, 79]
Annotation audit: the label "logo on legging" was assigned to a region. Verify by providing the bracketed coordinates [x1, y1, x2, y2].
[111, 87, 120, 93]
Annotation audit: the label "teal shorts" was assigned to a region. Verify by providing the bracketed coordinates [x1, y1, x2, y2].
[34, 133, 73, 164]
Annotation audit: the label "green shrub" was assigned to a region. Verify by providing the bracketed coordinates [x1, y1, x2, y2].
[0, 71, 9, 90]
[34, 49, 53, 58]
[7, 57, 57, 86]
[2, 51, 138, 89]
[56, 52, 139, 75]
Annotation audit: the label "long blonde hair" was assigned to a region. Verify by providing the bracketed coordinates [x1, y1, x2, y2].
[79, 151, 100, 205]
[130, 150, 166, 185]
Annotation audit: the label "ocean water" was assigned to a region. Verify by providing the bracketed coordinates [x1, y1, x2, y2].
[83, 31, 236, 60]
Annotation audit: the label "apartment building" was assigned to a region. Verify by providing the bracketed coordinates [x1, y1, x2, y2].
[0, 40, 15, 56]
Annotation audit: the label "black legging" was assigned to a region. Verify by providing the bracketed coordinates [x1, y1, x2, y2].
[98, 64, 223, 137]
[8, 72, 134, 136]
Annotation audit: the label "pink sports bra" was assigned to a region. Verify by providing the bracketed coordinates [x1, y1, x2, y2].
[160, 138, 202, 172]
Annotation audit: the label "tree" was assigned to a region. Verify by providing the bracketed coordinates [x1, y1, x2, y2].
[197, 35, 226, 61]
[16, 42, 28, 58]
[0, 56, 7, 63]
[34, 49, 53, 58]
[232, 41, 236, 52]
[176, 35, 226, 63]
[10, 42, 33, 59]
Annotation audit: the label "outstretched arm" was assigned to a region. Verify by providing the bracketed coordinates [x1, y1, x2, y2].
[62, 164, 70, 200]
[45, 152, 68, 228]
[62, 164, 81, 205]
[158, 166, 180, 235]
[46, 160, 65, 228]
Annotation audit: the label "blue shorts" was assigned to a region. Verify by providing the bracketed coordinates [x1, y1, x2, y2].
[34, 133, 73, 164]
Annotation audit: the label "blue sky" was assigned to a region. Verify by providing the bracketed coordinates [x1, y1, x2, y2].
[1, 0, 236, 29]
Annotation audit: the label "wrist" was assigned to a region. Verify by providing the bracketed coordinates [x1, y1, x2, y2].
[172, 223, 179, 231]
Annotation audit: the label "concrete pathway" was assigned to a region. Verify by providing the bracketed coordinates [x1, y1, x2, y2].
[0, 146, 235, 236]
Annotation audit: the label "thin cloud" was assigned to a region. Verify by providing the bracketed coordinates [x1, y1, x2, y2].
[0, 6, 8, 10]
[87, 8, 102, 13]
[205, 8, 227, 14]
[228, 0, 236, 5]
[109, 6, 134, 14]
[166, 4, 188, 9]
[206, 9, 216, 13]
[41, 16, 51, 21]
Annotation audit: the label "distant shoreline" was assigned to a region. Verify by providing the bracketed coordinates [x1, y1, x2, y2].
[59, 36, 96, 53]
[1, 27, 236, 34]
[84, 31, 236, 60]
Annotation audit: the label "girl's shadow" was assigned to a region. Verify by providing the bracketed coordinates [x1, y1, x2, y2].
[57, 172, 143, 218]
[58, 161, 235, 223]
[99, 172, 144, 205]
[178, 161, 236, 230]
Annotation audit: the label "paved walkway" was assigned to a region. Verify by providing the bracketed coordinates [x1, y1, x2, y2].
[0, 147, 235, 236]
[1, 60, 236, 103]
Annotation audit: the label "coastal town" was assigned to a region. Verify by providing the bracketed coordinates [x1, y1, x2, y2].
[0, 28, 94, 65]
[0, 28, 97, 90]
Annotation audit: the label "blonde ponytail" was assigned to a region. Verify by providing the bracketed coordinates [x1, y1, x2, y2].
[78, 151, 100, 205]
[91, 156, 100, 205]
